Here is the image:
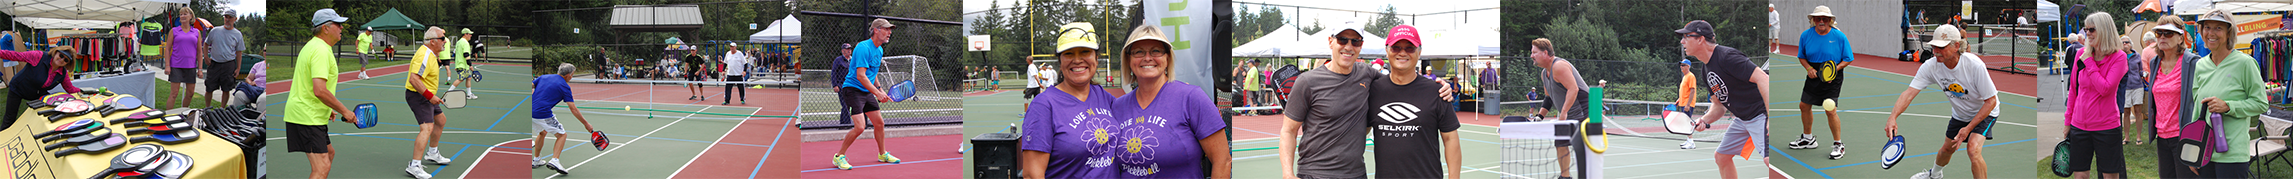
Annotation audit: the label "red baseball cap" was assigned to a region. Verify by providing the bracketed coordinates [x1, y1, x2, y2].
[1386, 24, 1420, 47]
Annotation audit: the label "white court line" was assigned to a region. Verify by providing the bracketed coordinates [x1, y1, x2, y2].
[1765, 58, 2036, 98]
[547, 105, 712, 179]
[459, 139, 531, 179]
[1768, 109, 2036, 128]
[666, 106, 779, 177]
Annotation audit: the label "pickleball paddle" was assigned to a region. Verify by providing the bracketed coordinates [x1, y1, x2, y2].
[28, 93, 75, 108]
[51, 133, 125, 157]
[120, 116, 186, 127]
[45, 128, 113, 149]
[84, 144, 163, 179]
[1661, 110, 1695, 135]
[92, 95, 144, 116]
[40, 125, 105, 142]
[348, 103, 379, 129]
[124, 122, 191, 134]
[104, 110, 167, 123]
[1880, 135, 1907, 169]
[34, 119, 97, 139]
[151, 151, 191, 179]
[889, 80, 916, 102]
[129, 129, 198, 143]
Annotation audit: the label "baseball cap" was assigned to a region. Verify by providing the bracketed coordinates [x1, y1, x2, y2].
[1333, 20, 1363, 37]
[1054, 22, 1098, 52]
[1385, 24, 1420, 47]
[1674, 20, 1714, 38]
[842, 43, 854, 49]
[311, 9, 350, 27]
[1810, 6, 1836, 17]
[729, 42, 738, 47]
[462, 28, 473, 34]
[1125, 25, 1170, 50]
[872, 18, 897, 29]
[1927, 24, 1963, 48]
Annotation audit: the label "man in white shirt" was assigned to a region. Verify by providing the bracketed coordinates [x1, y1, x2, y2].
[722, 43, 751, 105]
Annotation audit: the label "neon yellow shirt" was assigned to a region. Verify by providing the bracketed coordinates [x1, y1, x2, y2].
[356, 33, 372, 54]
[405, 45, 440, 91]
[453, 38, 472, 69]
[286, 38, 340, 126]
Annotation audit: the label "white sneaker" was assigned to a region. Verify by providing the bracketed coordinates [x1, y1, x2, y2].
[532, 158, 544, 169]
[1828, 142, 1846, 160]
[361, 72, 371, 79]
[466, 92, 479, 100]
[425, 148, 452, 164]
[1679, 139, 1697, 149]
[1910, 167, 1943, 179]
[543, 158, 569, 174]
[1788, 134, 1818, 149]
[405, 161, 433, 179]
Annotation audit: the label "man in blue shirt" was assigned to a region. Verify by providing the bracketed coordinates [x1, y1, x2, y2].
[529, 63, 592, 174]
[1789, 5, 1857, 160]
[832, 18, 901, 170]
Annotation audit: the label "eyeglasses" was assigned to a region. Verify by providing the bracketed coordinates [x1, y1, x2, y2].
[1336, 37, 1363, 46]
[2156, 31, 2180, 39]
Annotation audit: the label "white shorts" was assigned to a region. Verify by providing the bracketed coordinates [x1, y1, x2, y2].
[533, 117, 566, 134]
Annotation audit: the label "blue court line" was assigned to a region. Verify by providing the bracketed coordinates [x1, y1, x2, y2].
[1813, 138, 2037, 171]
[796, 157, 965, 173]
[429, 145, 472, 176]
[750, 120, 794, 179]
[1772, 144, 1835, 179]
[484, 94, 532, 131]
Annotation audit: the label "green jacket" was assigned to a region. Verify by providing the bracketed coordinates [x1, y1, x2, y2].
[2190, 51, 2266, 163]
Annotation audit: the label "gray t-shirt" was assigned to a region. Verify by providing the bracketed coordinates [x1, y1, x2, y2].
[204, 27, 243, 63]
[1542, 58, 1590, 121]
[1283, 62, 1377, 178]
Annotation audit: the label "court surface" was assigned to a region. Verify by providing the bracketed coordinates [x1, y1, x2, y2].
[799, 79, 963, 178]
[263, 64, 800, 179]
[1766, 51, 2041, 179]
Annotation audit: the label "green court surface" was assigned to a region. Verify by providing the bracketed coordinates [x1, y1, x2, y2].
[1767, 53, 2040, 179]
[961, 90, 1022, 179]
[264, 64, 542, 178]
[531, 99, 766, 179]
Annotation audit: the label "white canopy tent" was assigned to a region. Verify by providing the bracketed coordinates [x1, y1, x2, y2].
[2170, 0, 2293, 50]
[1417, 27, 1500, 58]
[2, 0, 178, 29]
[1284, 25, 1386, 57]
[1231, 24, 1302, 57]
[749, 15, 802, 44]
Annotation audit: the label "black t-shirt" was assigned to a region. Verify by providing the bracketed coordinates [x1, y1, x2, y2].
[1702, 46, 1766, 120]
[1366, 74, 1459, 179]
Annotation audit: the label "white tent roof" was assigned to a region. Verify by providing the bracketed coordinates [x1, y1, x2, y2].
[1418, 27, 1500, 58]
[1232, 24, 1301, 57]
[2178, 0, 2293, 15]
[749, 15, 802, 43]
[13, 17, 122, 29]
[2037, 0, 2062, 22]
[1288, 27, 1385, 57]
[2, 0, 176, 29]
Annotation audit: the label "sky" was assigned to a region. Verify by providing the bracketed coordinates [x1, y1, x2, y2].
[962, 0, 1499, 35]
[229, 0, 263, 16]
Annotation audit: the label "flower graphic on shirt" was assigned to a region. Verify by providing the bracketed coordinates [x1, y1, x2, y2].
[1118, 116, 1164, 176]
[1067, 108, 1118, 168]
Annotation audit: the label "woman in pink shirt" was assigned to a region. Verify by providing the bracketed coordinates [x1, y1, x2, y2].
[2063, 13, 2127, 179]
[2145, 15, 2199, 178]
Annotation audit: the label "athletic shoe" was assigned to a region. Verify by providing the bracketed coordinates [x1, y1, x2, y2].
[544, 158, 568, 175]
[878, 152, 902, 164]
[1679, 139, 1697, 149]
[689, 96, 697, 100]
[1789, 134, 1818, 149]
[465, 92, 478, 100]
[531, 158, 543, 169]
[361, 72, 371, 79]
[425, 149, 453, 164]
[1910, 167, 1943, 179]
[832, 154, 853, 170]
[406, 161, 433, 179]
[1828, 142, 1846, 160]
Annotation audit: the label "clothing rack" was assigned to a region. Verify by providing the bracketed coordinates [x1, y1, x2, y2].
[2251, 31, 2292, 104]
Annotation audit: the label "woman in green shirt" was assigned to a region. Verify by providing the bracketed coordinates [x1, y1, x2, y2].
[2187, 11, 2266, 178]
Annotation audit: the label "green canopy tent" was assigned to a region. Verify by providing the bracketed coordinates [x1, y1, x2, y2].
[360, 9, 425, 30]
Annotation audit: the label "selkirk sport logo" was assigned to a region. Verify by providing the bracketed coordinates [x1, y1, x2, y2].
[1377, 102, 1420, 124]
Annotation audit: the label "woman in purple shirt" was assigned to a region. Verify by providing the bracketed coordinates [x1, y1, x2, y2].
[1022, 22, 1124, 179]
[1109, 25, 1230, 178]
[165, 6, 203, 109]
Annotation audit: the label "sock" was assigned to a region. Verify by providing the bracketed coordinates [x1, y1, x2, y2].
[410, 160, 423, 167]
[1802, 134, 1814, 139]
[1834, 141, 1843, 145]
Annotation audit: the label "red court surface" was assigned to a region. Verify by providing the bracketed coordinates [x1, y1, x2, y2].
[671, 98, 803, 178]
[965, 89, 1012, 97]
[1775, 45, 2037, 96]
[798, 134, 964, 178]
[1228, 111, 1507, 140]
[461, 139, 537, 179]
[264, 62, 530, 95]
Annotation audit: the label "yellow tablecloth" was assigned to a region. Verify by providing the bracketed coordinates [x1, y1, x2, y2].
[0, 94, 244, 178]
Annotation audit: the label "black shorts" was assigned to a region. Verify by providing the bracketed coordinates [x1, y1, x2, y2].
[1801, 62, 1844, 105]
[1024, 87, 1040, 99]
[285, 123, 332, 153]
[1945, 116, 1998, 140]
[686, 73, 703, 82]
[205, 61, 237, 91]
[839, 87, 881, 113]
[168, 68, 198, 83]
[2066, 127, 2126, 173]
[404, 90, 442, 124]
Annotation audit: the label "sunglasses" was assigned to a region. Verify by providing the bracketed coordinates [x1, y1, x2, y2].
[1389, 45, 1418, 53]
[2156, 31, 2180, 38]
[1336, 37, 1363, 46]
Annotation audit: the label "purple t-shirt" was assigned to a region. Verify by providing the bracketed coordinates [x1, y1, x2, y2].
[168, 26, 200, 68]
[1022, 84, 1120, 178]
[1110, 81, 1227, 178]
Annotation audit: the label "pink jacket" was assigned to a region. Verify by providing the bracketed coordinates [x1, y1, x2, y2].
[2066, 49, 2125, 131]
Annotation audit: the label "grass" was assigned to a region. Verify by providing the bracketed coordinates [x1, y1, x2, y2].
[148, 79, 229, 109]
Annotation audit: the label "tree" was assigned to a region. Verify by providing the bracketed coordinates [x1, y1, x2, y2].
[1299, 18, 1325, 35]
[1365, 5, 1404, 37]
